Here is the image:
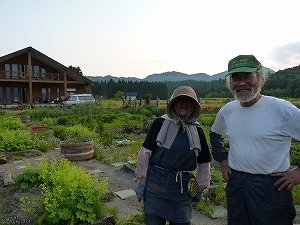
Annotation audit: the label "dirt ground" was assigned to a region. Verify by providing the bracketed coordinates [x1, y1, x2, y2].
[1, 149, 299, 224]
[0, 149, 228, 224]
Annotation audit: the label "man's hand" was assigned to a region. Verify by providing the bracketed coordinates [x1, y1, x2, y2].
[220, 159, 231, 182]
[272, 167, 300, 191]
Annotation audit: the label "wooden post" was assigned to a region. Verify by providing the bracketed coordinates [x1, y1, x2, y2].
[28, 50, 33, 104]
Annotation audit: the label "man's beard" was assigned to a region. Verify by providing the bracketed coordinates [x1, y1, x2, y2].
[231, 83, 261, 103]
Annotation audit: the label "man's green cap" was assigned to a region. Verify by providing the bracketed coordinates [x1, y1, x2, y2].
[228, 55, 262, 74]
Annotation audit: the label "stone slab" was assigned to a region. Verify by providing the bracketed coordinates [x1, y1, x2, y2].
[17, 165, 27, 169]
[33, 157, 43, 161]
[209, 205, 227, 219]
[89, 169, 103, 174]
[2, 171, 14, 186]
[12, 160, 24, 164]
[111, 162, 125, 168]
[115, 189, 136, 200]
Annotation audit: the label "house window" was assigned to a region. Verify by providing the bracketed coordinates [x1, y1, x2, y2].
[41, 67, 46, 79]
[32, 65, 46, 79]
[14, 87, 19, 103]
[42, 88, 51, 102]
[57, 88, 60, 98]
[0, 87, 3, 103]
[19, 65, 28, 78]
[42, 88, 47, 102]
[33, 65, 39, 78]
[12, 64, 18, 78]
[4, 64, 10, 78]
[21, 88, 26, 103]
[6, 87, 11, 104]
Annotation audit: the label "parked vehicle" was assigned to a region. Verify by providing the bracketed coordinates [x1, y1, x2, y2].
[60, 94, 95, 107]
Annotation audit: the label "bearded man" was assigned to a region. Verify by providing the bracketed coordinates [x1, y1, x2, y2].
[210, 55, 300, 225]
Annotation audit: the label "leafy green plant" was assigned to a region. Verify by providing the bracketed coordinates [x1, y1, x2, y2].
[16, 162, 40, 190]
[41, 117, 54, 127]
[99, 113, 118, 124]
[22, 108, 66, 121]
[17, 156, 110, 225]
[193, 167, 227, 216]
[0, 117, 24, 131]
[53, 125, 67, 140]
[293, 183, 300, 204]
[150, 106, 166, 117]
[64, 124, 94, 143]
[56, 115, 73, 126]
[290, 142, 300, 165]
[0, 129, 37, 152]
[35, 129, 60, 152]
[199, 113, 216, 126]
[53, 124, 94, 143]
[98, 131, 114, 146]
[139, 108, 151, 117]
[37, 141, 51, 152]
[116, 212, 144, 225]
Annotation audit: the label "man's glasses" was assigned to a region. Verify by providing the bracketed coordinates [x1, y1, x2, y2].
[229, 73, 257, 84]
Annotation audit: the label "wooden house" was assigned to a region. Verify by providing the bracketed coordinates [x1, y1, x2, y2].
[0, 46, 94, 107]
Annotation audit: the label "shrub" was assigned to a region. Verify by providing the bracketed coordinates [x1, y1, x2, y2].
[0, 130, 37, 152]
[22, 108, 66, 121]
[79, 116, 98, 131]
[199, 114, 216, 126]
[139, 108, 151, 117]
[98, 131, 114, 146]
[42, 117, 54, 127]
[53, 125, 67, 141]
[54, 124, 94, 143]
[56, 116, 71, 126]
[37, 141, 51, 152]
[99, 113, 118, 124]
[0, 117, 24, 131]
[290, 142, 300, 165]
[56, 115, 78, 126]
[35, 129, 60, 152]
[293, 183, 300, 204]
[17, 156, 109, 225]
[150, 107, 166, 117]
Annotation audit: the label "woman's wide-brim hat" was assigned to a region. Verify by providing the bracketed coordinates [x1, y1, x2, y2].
[167, 86, 201, 121]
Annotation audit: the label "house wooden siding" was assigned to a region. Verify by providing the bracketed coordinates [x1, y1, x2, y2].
[0, 46, 94, 105]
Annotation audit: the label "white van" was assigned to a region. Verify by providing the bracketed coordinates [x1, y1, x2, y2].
[60, 94, 96, 107]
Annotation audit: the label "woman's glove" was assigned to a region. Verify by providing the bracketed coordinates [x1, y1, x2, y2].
[134, 184, 146, 202]
[192, 192, 202, 202]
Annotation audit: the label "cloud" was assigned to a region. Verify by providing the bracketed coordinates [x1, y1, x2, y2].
[271, 41, 300, 69]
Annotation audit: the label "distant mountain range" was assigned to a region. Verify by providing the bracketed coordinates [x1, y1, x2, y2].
[87, 67, 275, 83]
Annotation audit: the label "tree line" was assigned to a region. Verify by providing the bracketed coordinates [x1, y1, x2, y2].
[91, 80, 168, 99]
[91, 65, 300, 100]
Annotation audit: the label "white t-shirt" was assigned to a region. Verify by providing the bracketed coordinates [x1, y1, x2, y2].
[211, 95, 300, 174]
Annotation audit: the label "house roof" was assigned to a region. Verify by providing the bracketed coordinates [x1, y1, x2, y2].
[126, 92, 137, 96]
[0, 46, 94, 84]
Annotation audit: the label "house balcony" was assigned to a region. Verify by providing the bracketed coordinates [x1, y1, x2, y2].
[0, 71, 64, 81]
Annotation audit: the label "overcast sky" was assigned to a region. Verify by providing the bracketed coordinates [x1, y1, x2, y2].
[1, 0, 300, 78]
